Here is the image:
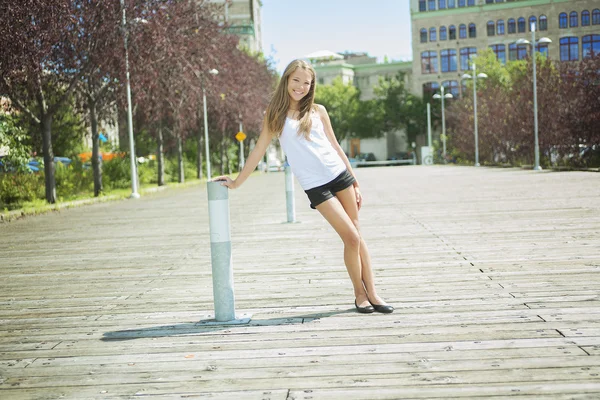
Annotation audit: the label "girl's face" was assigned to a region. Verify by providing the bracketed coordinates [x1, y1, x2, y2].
[287, 68, 312, 104]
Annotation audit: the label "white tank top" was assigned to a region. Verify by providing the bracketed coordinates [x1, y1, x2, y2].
[278, 110, 347, 190]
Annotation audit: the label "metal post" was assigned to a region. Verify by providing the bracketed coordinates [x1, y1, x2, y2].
[473, 64, 480, 167]
[285, 165, 296, 223]
[427, 102, 432, 147]
[207, 182, 235, 322]
[203, 85, 211, 179]
[532, 23, 541, 170]
[120, 0, 139, 198]
[239, 121, 245, 170]
[441, 86, 447, 164]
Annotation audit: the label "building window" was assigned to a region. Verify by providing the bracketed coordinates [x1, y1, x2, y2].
[428, 0, 436, 11]
[560, 37, 579, 61]
[537, 43, 549, 58]
[518, 17, 526, 33]
[459, 24, 467, 38]
[570, 11, 578, 28]
[419, 0, 427, 11]
[449, 25, 456, 40]
[423, 82, 440, 98]
[458, 0, 465, 6]
[439, 0, 446, 9]
[583, 34, 600, 58]
[441, 49, 457, 72]
[421, 51, 439, 74]
[529, 16, 537, 31]
[582, 10, 590, 26]
[594, 9, 600, 25]
[490, 44, 506, 64]
[448, 0, 456, 8]
[497, 20, 505, 35]
[430, 27, 437, 42]
[468, 0, 475, 5]
[509, 43, 529, 61]
[508, 18, 516, 34]
[440, 26, 447, 40]
[539, 15, 547, 31]
[443, 80, 460, 98]
[460, 47, 477, 70]
[486, 0, 493, 3]
[469, 23, 476, 38]
[420, 28, 428, 43]
[559, 13, 568, 28]
[487, 21, 495, 36]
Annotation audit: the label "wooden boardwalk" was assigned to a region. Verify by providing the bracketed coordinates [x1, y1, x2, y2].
[1, 166, 599, 399]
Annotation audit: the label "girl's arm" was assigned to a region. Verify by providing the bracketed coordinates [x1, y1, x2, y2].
[213, 120, 272, 189]
[316, 104, 362, 210]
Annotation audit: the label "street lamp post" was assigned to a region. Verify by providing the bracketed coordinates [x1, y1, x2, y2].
[433, 85, 454, 163]
[462, 64, 488, 167]
[119, 0, 141, 199]
[202, 69, 219, 180]
[516, 22, 552, 171]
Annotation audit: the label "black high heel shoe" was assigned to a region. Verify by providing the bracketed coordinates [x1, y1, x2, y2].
[355, 300, 375, 314]
[369, 301, 394, 314]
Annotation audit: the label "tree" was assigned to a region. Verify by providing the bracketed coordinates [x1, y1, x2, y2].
[315, 77, 362, 142]
[373, 72, 429, 152]
[74, 1, 122, 196]
[0, 1, 121, 203]
[0, 109, 31, 173]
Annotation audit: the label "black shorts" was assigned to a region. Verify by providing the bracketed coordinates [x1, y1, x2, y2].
[304, 170, 356, 210]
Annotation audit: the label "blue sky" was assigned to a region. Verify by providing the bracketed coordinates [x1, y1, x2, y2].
[261, 0, 414, 73]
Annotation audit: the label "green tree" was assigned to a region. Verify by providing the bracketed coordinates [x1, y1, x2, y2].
[315, 77, 361, 142]
[373, 72, 429, 150]
[0, 112, 31, 173]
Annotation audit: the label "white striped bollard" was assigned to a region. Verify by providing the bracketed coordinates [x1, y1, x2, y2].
[207, 181, 236, 322]
[285, 165, 296, 223]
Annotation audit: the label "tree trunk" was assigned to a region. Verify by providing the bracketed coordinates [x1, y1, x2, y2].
[177, 135, 184, 183]
[157, 124, 165, 186]
[90, 100, 103, 196]
[220, 131, 226, 175]
[41, 115, 56, 204]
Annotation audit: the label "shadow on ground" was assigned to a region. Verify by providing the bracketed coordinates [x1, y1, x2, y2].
[101, 309, 355, 341]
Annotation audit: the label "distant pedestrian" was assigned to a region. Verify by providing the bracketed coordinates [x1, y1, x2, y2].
[213, 59, 393, 314]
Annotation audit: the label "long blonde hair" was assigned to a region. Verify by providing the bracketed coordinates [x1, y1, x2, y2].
[266, 59, 317, 139]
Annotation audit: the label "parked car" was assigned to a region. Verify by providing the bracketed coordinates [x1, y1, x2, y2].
[356, 152, 376, 162]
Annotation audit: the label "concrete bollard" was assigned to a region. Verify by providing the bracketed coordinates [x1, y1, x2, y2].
[207, 182, 236, 322]
[285, 165, 296, 223]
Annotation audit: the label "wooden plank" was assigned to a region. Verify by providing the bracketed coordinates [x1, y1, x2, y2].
[1, 166, 600, 398]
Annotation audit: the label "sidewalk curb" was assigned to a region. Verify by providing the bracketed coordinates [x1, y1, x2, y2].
[0, 179, 205, 224]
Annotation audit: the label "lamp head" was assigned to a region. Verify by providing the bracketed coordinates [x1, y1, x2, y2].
[445, 93, 453, 99]
[433, 94, 441, 99]
[516, 38, 530, 45]
[462, 73, 472, 79]
[538, 37, 552, 44]
[477, 73, 488, 79]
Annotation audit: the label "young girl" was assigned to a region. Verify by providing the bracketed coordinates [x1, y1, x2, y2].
[213, 59, 393, 314]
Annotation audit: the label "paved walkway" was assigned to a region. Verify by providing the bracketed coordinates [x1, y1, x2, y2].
[1, 166, 599, 399]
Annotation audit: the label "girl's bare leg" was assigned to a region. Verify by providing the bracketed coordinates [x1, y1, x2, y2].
[332, 186, 389, 306]
[315, 197, 370, 307]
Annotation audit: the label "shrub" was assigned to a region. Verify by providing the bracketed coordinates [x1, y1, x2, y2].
[102, 156, 131, 190]
[0, 172, 45, 209]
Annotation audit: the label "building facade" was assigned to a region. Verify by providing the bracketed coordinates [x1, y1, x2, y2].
[209, 0, 263, 53]
[411, 0, 600, 98]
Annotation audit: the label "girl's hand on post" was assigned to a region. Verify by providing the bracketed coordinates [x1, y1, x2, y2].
[212, 176, 237, 189]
